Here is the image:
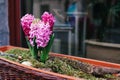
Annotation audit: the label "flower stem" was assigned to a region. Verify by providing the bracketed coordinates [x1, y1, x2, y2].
[31, 45, 38, 59]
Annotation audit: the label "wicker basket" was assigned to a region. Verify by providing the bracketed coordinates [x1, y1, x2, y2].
[0, 46, 120, 80]
[0, 46, 82, 80]
[0, 57, 68, 80]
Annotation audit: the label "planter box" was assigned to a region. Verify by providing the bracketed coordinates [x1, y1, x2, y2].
[85, 40, 120, 64]
[0, 45, 120, 80]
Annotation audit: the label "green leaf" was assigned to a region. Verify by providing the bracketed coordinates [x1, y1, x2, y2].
[25, 37, 32, 50]
[26, 37, 38, 59]
[32, 37, 38, 59]
[46, 34, 55, 54]
[40, 34, 55, 63]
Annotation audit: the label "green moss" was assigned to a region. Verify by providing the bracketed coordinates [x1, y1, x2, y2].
[2, 48, 119, 80]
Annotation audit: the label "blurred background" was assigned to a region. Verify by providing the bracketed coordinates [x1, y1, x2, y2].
[1, 0, 120, 63]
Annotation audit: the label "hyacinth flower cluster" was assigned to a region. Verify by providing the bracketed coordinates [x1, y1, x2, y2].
[21, 12, 55, 62]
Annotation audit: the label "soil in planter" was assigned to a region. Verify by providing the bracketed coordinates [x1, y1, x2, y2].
[1, 48, 120, 80]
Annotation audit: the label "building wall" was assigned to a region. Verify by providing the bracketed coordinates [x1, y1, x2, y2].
[0, 0, 9, 46]
[33, 0, 65, 18]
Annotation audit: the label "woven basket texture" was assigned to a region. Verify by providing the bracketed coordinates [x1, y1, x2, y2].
[0, 58, 66, 80]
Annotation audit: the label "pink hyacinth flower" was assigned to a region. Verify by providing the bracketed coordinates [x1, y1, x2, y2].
[21, 14, 34, 37]
[41, 12, 55, 31]
[29, 20, 52, 48]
